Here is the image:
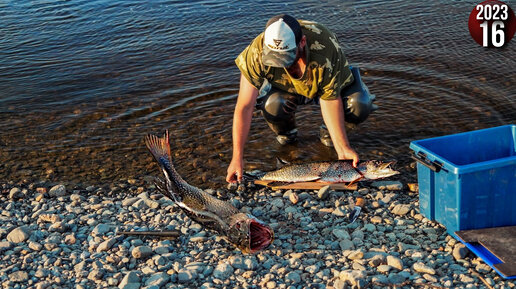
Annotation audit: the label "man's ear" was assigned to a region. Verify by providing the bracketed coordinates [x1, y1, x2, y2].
[299, 35, 307, 49]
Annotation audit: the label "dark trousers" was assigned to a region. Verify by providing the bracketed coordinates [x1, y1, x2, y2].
[256, 66, 377, 135]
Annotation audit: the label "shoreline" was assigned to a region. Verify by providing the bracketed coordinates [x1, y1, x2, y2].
[0, 172, 514, 289]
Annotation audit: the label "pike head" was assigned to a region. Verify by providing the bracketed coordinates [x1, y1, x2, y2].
[359, 160, 400, 180]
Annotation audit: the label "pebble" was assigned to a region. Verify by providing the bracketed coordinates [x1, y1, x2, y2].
[339, 239, 355, 250]
[348, 250, 364, 260]
[9, 271, 29, 282]
[413, 262, 436, 275]
[317, 185, 331, 200]
[453, 243, 469, 260]
[386, 255, 403, 270]
[132, 246, 153, 259]
[97, 237, 117, 252]
[48, 184, 67, 197]
[7, 226, 31, 243]
[213, 263, 233, 280]
[288, 192, 299, 204]
[285, 271, 301, 284]
[91, 224, 111, 236]
[119, 271, 140, 288]
[339, 270, 365, 286]
[9, 187, 22, 199]
[391, 204, 411, 216]
[146, 272, 170, 286]
[0, 179, 509, 289]
[332, 228, 350, 239]
[377, 265, 391, 273]
[371, 181, 403, 190]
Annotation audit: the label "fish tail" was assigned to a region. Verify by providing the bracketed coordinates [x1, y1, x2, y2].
[145, 131, 186, 203]
[145, 130, 173, 166]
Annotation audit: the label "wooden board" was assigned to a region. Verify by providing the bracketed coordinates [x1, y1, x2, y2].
[455, 226, 516, 277]
[254, 180, 357, 190]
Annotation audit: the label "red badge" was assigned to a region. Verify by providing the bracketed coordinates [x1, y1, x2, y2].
[468, 0, 516, 47]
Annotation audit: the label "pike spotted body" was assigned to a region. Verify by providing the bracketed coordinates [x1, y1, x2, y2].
[260, 160, 399, 184]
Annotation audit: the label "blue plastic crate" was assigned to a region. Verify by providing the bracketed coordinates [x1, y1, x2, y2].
[409, 125, 516, 235]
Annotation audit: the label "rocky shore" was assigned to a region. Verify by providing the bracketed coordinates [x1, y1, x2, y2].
[0, 177, 514, 289]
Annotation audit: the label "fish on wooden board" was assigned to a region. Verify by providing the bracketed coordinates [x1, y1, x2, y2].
[144, 131, 273, 254]
[259, 160, 399, 185]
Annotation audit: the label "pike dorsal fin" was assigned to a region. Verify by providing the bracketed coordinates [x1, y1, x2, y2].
[275, 157, 290, 169]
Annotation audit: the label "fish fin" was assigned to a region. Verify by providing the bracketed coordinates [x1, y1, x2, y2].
[242, 172, 266, 181]
[145, 130, 173, 167]
[347, 176, 364, 187]
[154, 177, 182, 204]
[266, 181, 292, 187]
[275, 157, 290, 168]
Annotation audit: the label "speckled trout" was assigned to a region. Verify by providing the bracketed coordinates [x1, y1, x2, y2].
[260, 160, 399, 184]
[145, 131, 273, 254]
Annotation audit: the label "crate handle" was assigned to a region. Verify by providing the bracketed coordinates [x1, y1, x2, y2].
[412, 152, 444, 173]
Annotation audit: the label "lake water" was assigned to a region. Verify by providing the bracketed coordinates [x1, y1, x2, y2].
[1, 0, 515, 188]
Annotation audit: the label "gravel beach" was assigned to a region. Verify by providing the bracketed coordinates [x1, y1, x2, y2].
[1, 176, 514, 289]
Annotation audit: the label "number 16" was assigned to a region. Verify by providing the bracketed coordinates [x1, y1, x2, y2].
[480, 21, 505, 47]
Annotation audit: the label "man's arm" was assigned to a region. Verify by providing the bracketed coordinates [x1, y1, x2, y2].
[320, 97, 359, 167]
[226, 74, 260, 183]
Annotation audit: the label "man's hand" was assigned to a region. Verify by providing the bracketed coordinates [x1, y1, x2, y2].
[226, 157, 244, 183]
[337, 147, 359, 167]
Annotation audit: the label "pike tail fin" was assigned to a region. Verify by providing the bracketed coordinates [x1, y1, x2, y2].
[144, 131, 185, 204]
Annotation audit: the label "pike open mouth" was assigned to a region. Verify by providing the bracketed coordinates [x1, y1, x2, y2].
[249, 220, 274, 253]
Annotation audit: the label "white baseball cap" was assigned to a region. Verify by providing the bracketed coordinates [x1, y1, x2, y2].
[262, 14, 302, 68]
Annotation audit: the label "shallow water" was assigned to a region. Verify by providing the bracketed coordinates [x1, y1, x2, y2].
[1, 0, 515, 188]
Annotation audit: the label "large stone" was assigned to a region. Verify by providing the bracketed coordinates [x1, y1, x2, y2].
[339, 239, 355, 251]
[412, 262, 435, 275]
[118, 271, 140, 289]
[91, 224, 111, 236]
[48, 184, 67, 197]
[317, 185, 331, 200]
[146, 272, 170, 286]
[9, 187, 22, 199]
[391, 204, 411, 216]
[8, 271, 28, 282]
[177, 269, 197, 283]
[332, 228, 350, 240]
[386, 255, 404, 270]
[213, 263, 234, 280]
[0, 241, 12, 251]
[339, 270, 366, 286]
[97, 237, 117, 252]
[7, 226, 31, 243]
[132, 246, 153, 259]
[285, 271, 301, 284]
[371, 181, 403, 190]
[453, 244, 469, 260]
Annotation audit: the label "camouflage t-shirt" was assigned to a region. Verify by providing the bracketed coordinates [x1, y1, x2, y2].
[235, 20, 354, 100]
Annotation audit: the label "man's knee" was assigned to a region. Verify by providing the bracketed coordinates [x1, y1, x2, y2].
[260, 89, 297, 123]
[341, 66, 378, 124]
